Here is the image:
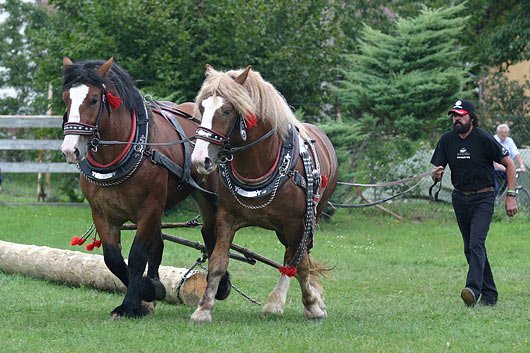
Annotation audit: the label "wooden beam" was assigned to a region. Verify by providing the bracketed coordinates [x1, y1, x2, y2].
[0, 139, 63, 150]
[0, 162, 78, 173]
[0, 115, 63, 128]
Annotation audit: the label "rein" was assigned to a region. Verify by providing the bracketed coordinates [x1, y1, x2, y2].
[429, 179, 442, 202]
[331, 170, 437, 208]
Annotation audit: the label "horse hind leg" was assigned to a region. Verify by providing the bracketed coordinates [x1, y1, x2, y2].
[296, 254, 328, 320]
[263, 232, 294, 316]
[195, 192, 231, 301]
[263, 274, 291, 316]
[190, 219, 235, 324]
[141, 233, 167, 302]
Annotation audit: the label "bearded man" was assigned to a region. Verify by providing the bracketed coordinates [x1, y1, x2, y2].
[430, 99, 518, 307]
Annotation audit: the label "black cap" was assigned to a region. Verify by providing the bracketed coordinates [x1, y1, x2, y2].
[448, 99, 475, 116]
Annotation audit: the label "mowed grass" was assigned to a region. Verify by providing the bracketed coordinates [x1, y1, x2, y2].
[0, 203, 528, 353]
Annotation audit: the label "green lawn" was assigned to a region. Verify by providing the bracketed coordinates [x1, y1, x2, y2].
[0, 204, 528, 353]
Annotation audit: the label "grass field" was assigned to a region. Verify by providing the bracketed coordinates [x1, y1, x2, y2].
[0, 203, 528, 353]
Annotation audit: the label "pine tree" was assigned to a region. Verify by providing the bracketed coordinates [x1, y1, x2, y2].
[336, 4, 470, 140]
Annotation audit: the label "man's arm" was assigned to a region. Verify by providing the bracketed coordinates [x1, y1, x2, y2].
[501, 156, 518, 217]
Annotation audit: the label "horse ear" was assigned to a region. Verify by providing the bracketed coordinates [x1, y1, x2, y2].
[234, 65, 251, 85]
[97, 57, 114, 76]
[205, 64, 215, 77]
[63, 57, 73, 71]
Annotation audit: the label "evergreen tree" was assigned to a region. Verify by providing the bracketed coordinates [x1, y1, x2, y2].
[330, 4, 470, 183]
[336, 4, 470, 140]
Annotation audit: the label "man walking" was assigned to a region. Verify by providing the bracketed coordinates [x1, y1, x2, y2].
[431, 99, 518, 307]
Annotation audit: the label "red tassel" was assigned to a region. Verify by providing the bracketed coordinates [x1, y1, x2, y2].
[105, 91, 122, 109]
[86, 242, 95, 251]
[321, 175, 328, 188]
[279, 266, 298, 277]
[70, 236, 85, 246]
[94, 239, 102, 248]
[245, 112, 257, 129]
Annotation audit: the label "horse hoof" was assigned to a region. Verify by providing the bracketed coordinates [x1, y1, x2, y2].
[141, 277, 167, 302]
[303, 306, 327, 320]
[214, 272, 231, 301]
[190, 309, 212, 324]
[111, 303, 150, 319]
[262, 303, 284, 316]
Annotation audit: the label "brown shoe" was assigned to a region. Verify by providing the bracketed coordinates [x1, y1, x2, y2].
[461, 287, 476, 307]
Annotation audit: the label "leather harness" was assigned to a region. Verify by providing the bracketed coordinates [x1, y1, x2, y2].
[64, 89, 214, 197]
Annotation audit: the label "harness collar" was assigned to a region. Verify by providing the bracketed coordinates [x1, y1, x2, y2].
[230, 139, 283, 185]
[76, 89, 148, 186]
[219, 126, 299, 197]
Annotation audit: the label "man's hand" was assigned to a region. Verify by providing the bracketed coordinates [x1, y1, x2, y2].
[505, 196, 518, 217]
[431, 166, 445, 182]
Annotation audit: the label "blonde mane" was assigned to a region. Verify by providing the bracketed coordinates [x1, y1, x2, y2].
[194, 66, 301, 140]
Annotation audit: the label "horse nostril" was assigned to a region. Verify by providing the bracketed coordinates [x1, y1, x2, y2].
[74, 148, 80, 159]
[204, 157, 212, 171]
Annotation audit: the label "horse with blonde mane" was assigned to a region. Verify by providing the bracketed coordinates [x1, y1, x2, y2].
[190, 65, 338, 323]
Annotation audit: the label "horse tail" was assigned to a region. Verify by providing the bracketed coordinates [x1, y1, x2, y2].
[305, 255, 332, 299]
[307, 254, 333, 279]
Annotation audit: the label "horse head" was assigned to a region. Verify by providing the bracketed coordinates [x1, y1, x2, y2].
[191, 65, 262, 174]
[61, 57, 125, 163]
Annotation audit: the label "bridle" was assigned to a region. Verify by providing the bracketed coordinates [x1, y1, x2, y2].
[63, 85, 113, 152]
[194, 113, 276, 163]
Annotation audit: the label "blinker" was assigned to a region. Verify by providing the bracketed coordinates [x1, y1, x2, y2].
[240, 118, 248, 141]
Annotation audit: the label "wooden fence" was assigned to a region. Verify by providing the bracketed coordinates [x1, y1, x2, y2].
[0, 115, 77, 173]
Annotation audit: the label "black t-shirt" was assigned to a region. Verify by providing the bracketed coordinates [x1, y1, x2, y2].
[430, 127, 509, 191]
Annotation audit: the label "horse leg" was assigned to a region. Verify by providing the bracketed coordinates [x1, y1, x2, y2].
[141, 230, 166, 302]
[194, 191, 231, 300]
[112, 213, 163, 319]
[190, 214, 235, 323]
[263, 231, 291, 316]
[294, 253, 327, 320]
[263, 273, 291, 316]
[91, 214, 129, 289]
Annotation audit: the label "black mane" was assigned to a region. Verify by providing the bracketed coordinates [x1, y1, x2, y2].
[62, 60, 138, 111]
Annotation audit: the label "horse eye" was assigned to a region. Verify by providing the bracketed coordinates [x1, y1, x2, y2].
[90, 97, 98, 105]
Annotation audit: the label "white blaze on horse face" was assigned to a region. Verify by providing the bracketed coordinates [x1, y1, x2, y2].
[192, 95, 225, 174]
[61, 84, 89, 163]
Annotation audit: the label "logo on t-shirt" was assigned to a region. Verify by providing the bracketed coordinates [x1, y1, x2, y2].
[457, 147, 471, 159]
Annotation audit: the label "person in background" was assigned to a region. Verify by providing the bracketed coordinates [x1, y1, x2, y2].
[493, 124, 526, 194]
[431, 99, 518, 308]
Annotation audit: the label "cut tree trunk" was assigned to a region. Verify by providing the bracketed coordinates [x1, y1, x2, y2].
[0, 240, 206, 306]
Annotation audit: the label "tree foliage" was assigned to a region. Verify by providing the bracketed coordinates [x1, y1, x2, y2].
[464, 0, 530, 69]
[1, 0, 345, 117]
[336, 5, 470, 140]
[479, 72, 530, 146]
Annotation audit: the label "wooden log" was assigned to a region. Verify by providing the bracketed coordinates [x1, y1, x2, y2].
[0, 240, 206, 306]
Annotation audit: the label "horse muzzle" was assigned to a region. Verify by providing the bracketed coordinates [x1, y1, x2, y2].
[61, 135, 87, 164]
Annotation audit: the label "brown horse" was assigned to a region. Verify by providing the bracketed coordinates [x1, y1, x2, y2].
[190, 65, 338, 323]
[60, 57, 230, 318]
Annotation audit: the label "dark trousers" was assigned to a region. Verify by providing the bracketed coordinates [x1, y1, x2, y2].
[452, 190, 498, 302]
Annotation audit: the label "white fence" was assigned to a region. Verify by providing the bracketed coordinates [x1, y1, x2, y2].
[0, 115, 78, 173]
